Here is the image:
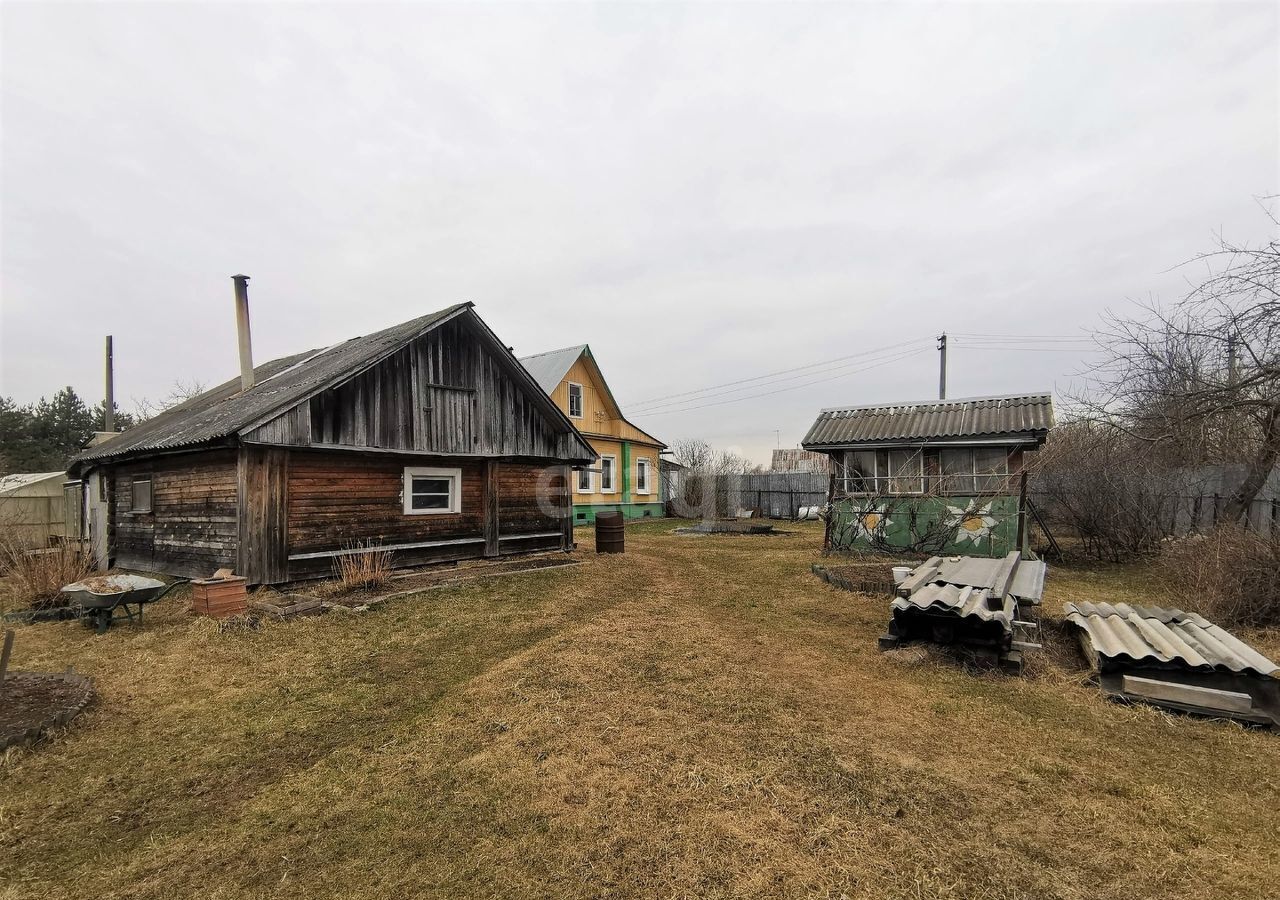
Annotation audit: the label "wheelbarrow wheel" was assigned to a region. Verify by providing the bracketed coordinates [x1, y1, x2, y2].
[95, 609, 112, 635]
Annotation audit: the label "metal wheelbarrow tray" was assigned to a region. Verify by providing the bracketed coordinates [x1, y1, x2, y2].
[61, 574, 188, 634]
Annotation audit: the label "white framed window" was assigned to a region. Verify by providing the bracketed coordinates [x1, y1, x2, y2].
[567, 382, 584, 418]
[600, 455, 616, 493]
[576, 465, 594, 494]
[887, 450, 924, 494]
[130, 475, 153, 513]
[403, 466, 462, 515]
[635, 458, 651, 495]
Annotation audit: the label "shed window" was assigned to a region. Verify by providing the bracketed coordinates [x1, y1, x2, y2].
[843, 450, 878, 494]
[568, 383, 584, 418]
[887, 450, 924, 494]
[130, 475, 152, 513]
[938, 448, 1010, 494]
[576, 466, 593, 494]
[973, 448, 1010, 493]
[403, 467, 462, 515]
[636, 458, 651, 494]
[600, 455, 616, 493]
[940, 449, 975, 494]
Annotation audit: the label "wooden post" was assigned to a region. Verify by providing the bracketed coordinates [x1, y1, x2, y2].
[560, 465, 575, 550]
[0, 630, 13, 699]
[822, 470, 837, 551]
[483, 460, 500, 557]
[1016, 471, 1029, 558]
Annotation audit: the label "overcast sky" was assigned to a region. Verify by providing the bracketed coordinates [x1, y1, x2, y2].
[2, 1, 1276, 464]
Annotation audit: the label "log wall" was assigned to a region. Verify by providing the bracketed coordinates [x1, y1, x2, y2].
[108, 450, 238, 577]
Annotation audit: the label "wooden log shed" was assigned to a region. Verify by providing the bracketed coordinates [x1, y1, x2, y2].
[67, 303, 597, 585]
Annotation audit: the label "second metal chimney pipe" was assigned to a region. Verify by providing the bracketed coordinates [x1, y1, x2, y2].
[104, 335, 115, 432]
[232, 274, 254, 392]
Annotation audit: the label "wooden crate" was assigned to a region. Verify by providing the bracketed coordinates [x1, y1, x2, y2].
[190, 576, 248, 618]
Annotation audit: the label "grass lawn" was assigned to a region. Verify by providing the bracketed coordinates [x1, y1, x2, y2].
[3, 521, 1279, 899]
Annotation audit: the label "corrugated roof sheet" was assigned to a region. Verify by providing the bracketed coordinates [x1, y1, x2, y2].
[518, 345, 586, 395]
[802, 394, 1054, 448]
[1064, 602, 1279, 677]
[0, 472, 67, 495]
[931, 556, 1047, 604]
[72, 304, 471, 466]
[892, 583, 1017, 628]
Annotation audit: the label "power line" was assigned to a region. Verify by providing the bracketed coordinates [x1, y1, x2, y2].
[642, 347, 930, 417]
[626, 334, 933, 410]
[632, 341, 937, 413]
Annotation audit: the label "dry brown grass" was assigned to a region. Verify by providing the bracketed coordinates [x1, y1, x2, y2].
[1161, 525, 1280, 628]
[0, 537, 91, 612]
[1, 519, 1278, 900]
[333, 542, 394, 592]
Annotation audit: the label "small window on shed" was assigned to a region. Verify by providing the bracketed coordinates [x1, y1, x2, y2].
[403, 467, 462, 515]
[940, 449, 975, 494]
[887, 450, 924, 494]
[973, 448, 1010, 493]
[130, 475, 153, 513]
[842, 450, 878, 494]
[568, 383, 584, 418]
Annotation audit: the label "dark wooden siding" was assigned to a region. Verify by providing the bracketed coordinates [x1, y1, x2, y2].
[245, 316, 584, 461]
[109, 450, 238, 577]
[238, 447, 289, 584]
[282, 451, 569, 580]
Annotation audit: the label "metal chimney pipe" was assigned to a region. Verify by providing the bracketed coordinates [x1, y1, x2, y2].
[104, 335, 115, 432]
[232, 275, 254, 392]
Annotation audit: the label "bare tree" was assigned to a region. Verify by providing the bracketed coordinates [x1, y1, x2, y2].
[1084, 209, 1280, 523]
[132, 378, 208, 421]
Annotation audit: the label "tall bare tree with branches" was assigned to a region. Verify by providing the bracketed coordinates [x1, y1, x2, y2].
[1085, 206, 1280, 524]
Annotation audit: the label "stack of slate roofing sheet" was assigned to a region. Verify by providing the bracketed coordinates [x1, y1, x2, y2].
[1064, 602, 1280, 726]
[881, 551, 1048, 673]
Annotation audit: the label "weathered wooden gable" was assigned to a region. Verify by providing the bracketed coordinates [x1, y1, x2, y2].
[243, 314, 588, 460]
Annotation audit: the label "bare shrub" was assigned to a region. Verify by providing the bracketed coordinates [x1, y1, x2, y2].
[1162, 525, 1280, 628]
[333, 542, 393, 592]
[0, 538, 92, 611]
[1030, 423, 1191, 562]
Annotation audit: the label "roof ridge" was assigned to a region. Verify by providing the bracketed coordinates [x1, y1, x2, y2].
[818, 393, 1053, 415]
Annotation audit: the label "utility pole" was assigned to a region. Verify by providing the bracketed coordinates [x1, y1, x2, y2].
[104, 335, 115, 433]
[937, 332, 948, 400]
[1227, 331, 1239, 386]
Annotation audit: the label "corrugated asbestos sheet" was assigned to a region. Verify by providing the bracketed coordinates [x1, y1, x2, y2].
[892, 583, 1017, 628]
[882, 553, 1047, 672]
[1064, 602, 1278, 677]
[930, 556, 1046, 603]
[517, 345, 587, 395]
[801, 394, 1054, 448]
[72, 304, 472, 466]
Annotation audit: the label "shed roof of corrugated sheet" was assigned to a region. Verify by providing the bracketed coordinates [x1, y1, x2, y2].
[1063, 601, 1279, 677]
[72, 303, 473, 467]
[517, 345, 588, 395]
[801, 394, 1054, 449]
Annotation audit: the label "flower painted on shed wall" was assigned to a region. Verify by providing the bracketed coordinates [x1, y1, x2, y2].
[945, 502, 999, 546]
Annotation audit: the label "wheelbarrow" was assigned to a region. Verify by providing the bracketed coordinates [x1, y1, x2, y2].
[61, 575, 190, 634]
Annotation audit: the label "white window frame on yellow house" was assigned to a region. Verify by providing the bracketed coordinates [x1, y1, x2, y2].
[576, 465, 594, 494]
[567, 382, 584, 419]
[635, 457, 651, 495]
[600, 455, 617, 493]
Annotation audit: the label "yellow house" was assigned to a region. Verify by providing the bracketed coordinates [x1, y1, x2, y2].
[519, 345, 666, 523]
